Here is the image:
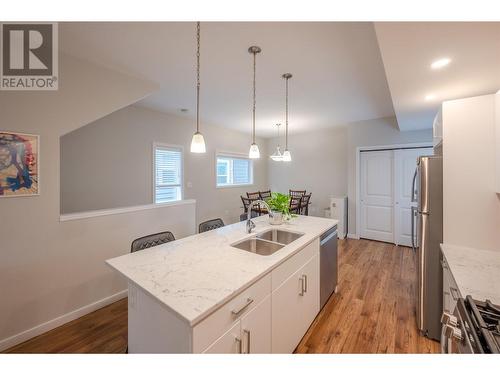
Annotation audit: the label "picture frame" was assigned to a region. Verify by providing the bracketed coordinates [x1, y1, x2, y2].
[0, 131, 40, 197]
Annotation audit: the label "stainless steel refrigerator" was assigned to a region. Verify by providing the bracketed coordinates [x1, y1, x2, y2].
[411, 155, 443, 341]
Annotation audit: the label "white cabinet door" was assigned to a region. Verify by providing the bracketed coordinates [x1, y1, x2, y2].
[360, 150, 394, 242]
[240, 295, 271, 354]
[394, 148, 433, 246]
[203, 322, 242, 354]
[297, 254, 320, 336]
[272, 254, 320, 353]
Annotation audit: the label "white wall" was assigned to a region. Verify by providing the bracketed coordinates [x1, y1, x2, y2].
[442, 93, 500, 251]
[267, 127, 348, 217]
[0, 55, 197, 350]
[61, 105, 268, 225]
[267, 117, 432, 235]
[347, 117, 432, 235]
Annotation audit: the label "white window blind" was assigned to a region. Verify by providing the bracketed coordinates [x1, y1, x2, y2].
[216, 153, 253, 187]
[154, 145, 183, 203]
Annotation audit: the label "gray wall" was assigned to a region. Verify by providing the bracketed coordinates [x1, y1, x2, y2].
[0, 55, 198, 349]
[267, 117, 433, 236]
[347, 117, 433, 235]
[267, 126, 348, 217]
[61, 105, 269, 225]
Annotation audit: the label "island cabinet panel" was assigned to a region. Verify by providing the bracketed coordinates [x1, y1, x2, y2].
[271, 238, 319, 290]
[128, 283, 192, 353]
[203, 322, 242, 354]
[192, 273, 272, 353]
[241, 295, 272, 353]
[271, 254, 320, 353]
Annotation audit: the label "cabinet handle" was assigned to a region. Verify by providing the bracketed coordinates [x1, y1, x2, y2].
[299, 275, 307, 296]
[243, 329, 251, 354]
[450, 287, 460, 301]
[231, 298, 254, 316]
[235, 337, 242, 354]
[440, 259, 448, 270]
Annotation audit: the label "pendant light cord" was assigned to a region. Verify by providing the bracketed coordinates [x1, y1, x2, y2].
[252, 51, 256, 144]
[285, 76, 289, 149]
[196, 21, 200, 134]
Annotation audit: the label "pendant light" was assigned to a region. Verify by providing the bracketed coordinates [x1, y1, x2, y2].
[248, 46, 261, 159]
[282, 73, 292, 162]
[270, 123, 284, 161]
[190, 22, 206, 153]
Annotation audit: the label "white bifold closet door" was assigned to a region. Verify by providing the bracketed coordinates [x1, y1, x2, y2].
[360, 147, 433, 246]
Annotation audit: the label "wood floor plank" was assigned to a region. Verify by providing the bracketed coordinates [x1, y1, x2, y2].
[5, 239, 440, 354]
[295, 239, 440, 354]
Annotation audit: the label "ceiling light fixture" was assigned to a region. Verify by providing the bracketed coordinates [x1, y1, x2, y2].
[282, 73, 292, 162]
[270, 123, 284, 161]
[425, 94, 436, 101]
[431, 58, 451, 70]
[248, 46, 261, 159]
[190, 22, 206, 154]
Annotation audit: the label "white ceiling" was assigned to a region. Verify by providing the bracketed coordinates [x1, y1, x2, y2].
[375, 22, 500, 131]
[60, 22, 395, 137]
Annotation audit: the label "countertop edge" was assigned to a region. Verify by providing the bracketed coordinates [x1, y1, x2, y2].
[108, 220, 338, 327]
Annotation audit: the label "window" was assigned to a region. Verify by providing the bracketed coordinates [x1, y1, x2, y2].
[216, 153, 253, 187]
[154, 144, 183, 203]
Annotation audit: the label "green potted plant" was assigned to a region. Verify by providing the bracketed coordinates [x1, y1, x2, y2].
[265, 192, 294, 225]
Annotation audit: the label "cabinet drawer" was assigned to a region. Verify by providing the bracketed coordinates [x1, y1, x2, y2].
[271, 238, 319, 291]
[192, 272, 271, 353]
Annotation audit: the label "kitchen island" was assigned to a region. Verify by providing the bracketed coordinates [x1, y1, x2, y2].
[107, 215, 338, 353]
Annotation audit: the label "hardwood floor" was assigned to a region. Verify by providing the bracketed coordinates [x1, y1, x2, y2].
[5, 238, 440, 354]
[295, 239, 440, 353]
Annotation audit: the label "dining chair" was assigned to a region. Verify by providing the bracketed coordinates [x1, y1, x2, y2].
[289, 189, 306, 199]
[259, 190, 272, 201]
[199, 218, 225, 233]
[246, 191, 261, 200]
[289, 196, 302, 215]
[131, 231, 175, 253]
[300, 193, 312, 216]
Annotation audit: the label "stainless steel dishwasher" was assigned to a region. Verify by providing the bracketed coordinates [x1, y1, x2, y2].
[320, 226, 338, 309]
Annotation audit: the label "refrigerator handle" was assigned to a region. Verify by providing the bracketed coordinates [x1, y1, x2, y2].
[411, 206, 417, 252]
[411, 168, 418, 203]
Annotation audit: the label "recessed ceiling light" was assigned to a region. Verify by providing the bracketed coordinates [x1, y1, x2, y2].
[425, 94, 436, 101]
[431, 58, 451, 70]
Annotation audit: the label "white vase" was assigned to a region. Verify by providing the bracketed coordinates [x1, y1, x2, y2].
[269, 211, 284, 225]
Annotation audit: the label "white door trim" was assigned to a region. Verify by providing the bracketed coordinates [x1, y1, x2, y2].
[355, 142, 432, 240]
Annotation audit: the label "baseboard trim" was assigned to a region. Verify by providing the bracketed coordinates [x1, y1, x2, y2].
[347, 233, 360, 240]
[0, 289, 127, 352]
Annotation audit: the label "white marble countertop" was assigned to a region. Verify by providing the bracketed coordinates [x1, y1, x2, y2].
[441, 243, 500, 305]
[107, 215, 337, 326]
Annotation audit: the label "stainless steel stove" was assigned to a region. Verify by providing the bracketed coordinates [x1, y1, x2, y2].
[441, 296, 500, 353]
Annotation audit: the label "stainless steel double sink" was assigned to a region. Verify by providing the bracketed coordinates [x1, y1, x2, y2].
[231, 229, 304, 256]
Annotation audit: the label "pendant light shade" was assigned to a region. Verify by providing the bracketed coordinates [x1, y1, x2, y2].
[248, 46, 261, 159]
[270, 123, 284, 161]
[190, 22, 206, 153]
[282, 149, 292, 162]
[249, 143, 260, 159]
[190, 132, 206, 153]
[282, 73, 293, 162]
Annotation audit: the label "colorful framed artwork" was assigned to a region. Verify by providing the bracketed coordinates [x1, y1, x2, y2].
[0, 131, 40, 197]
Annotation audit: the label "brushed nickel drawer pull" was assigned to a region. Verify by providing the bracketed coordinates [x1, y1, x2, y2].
[243, 329, 251, 354]
[303, 274, 308, 293]
[235, 337, 242, 354]
[231, 298, 254, 316]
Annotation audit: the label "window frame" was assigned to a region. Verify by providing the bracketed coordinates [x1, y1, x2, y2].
[153, 143, 184, 204]
[215, 151, 254, 189]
